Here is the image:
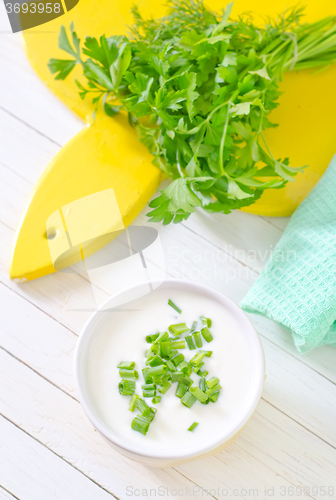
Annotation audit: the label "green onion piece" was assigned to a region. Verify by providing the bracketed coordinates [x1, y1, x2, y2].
[160, 340, 172, 357]
[146, 355, 164, 367]
[190, 386, 209, 403]
[198, 370, 208, 378]
[205, 384, 222, 397]
[153, 331, 169, 344]
[152, 375, 164, 384]
[152, 396, 161, 404]
[180, 361, 192, 375]
[190, 321, 198, 333]
[168, 299, 182, 314]
[171, 371, 183, 382]
[147, 364, 168, 377]
[158, 382, 171, 394]
[141, 408, 156, 423]
[131, 416, 150, 435]
[145, 344, 159, 357]
[166, 360, 176, 372]
[161, 373, 172, 383]
[168, 323, 189, 336]
[193, 363, 204, 374]
[188, 422, 199, 432]
[119, 369, 138, 379]
[142, 368, 153, 384]
[201, 327, 213, 343]
[176, 381, 188, 398]
[200, 316, 212, 328]
[192, 331, 203, 348]
[117, 361, 135, 369]
[129, 394, 139, 411]
[185, 335, 196, 350]
[171, 340, 186, 349]
[206, 377, 219, 389]
[171, 352, 184, 366]
[179, 375, 193, 387]
[190, 352, 206, 367]
[119, 379, 136, 396]
[145, 333, 160, 343]
[199, 377, 206, 392]
[166, 350, 178, 360]
[134, 397, 150, 414]
[210, 392, 219, 403]
[141, 383, 156, 398]
[200, 350, 212, 357]
[181, 391, 197, 408]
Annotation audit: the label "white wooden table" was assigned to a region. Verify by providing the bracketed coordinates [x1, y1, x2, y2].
[0, 7, 335, 500]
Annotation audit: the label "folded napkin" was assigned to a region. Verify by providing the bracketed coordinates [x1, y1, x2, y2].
[241, 156, 336, 353]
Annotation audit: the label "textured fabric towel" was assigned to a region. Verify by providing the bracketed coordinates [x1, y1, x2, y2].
[241, 156, 336, 353]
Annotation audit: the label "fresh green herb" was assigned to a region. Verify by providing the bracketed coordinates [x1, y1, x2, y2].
[185, 335, 196, 350]
[131, 416, 150, 435]
[181, 391, 197, 408]
[146, 333, 160, 343]
[119, 379, 136, 395]
[168, 323, 189, 335]
[188, 422, 199, 432]
[118, 368, 139, 379]
[117, 361, 135, 369]
[50, 2, 336, 224]
[152, 396, 162, 404]
[176, 381, 188, 398]
[142, 383, 157, 398]
[201, 327, 213, 343]
[192, 331, 203, 348]
[200, 317, 212, 328]
[168, 299, 182, 314]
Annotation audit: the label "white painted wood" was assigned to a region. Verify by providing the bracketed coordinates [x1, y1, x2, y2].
[0, 23, 336, 500]
[0, 415, 114, 500]
[0, 487, 18, 500]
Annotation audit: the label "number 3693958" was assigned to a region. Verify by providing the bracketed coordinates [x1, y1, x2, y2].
[5, 3, 61, 14]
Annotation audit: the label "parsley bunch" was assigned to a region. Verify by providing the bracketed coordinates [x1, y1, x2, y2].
[49, 1, 336, 224]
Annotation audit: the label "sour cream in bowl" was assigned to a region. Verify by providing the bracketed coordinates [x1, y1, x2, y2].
[74, 280, 265, 467]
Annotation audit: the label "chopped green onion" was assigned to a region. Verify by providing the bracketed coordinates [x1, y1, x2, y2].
[145, 345, 159, 358]
[190, 321, 198, 333]
[192, 331, 202, 348]
[117, 361, 135, 369]
[152, 396, 161, 404]
[142, 367, 153, 384]
[168, 299, 181, 314]
[147, 364, 168, 377]
[199, 377, 206, 392]
[198, 370, 208, 378]
[200, 350, 212, 357]
[171, 340, 186, 349]
[119, 379, 136, 395]
[190, 386, 209, 403]
[175, 381, 188, 398]
[201, 327, 213, 343]
[171, 352, 184, 366]
[119, 369, 138, 379]
[190, 352, 206, 367]
[185, 335, 196, 350]
[181, 391, 197, 408]
[141, 383, 156, 398]
[161, 373, 172, 383]
[146, 355, 164, 367]
[129, 394, 139, 411]
[131, 416, 150, 435]
[200, 316, 212, 328]
[141, 408, 156, 422]
[153, 331, 169, 344]
[188, 422, 199, 432]
[193, 363, 204, 374]
[205, 384, 222, 397]
[171, 371, 183, 382]
[206, 377, 219, 389]
[146, 333, 160, 343]
[134, 397, 150, 414]
[158, 382, 171, 394]
[180, 361, 192, 375]
[166, 349, 178, 360]
[160, 340, 172, 357]
[210, 392, 219, 403]
[168, 323, 189, 336]
[166, 360, 176, 372]
[179, 375, 193, 387]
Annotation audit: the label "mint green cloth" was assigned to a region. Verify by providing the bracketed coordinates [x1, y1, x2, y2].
[241, 156, 336, 353]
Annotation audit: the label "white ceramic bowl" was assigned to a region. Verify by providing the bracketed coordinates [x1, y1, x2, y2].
[74, 279, 265, 467]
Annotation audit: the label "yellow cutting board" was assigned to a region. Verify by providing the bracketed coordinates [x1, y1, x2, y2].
[11, 0, 336, 280]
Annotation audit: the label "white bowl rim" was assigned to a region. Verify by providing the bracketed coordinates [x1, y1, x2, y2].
[74, 278, 265, 462]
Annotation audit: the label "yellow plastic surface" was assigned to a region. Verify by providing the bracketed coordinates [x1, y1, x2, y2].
[12, 0, 336, 280]
[9, 115, 162, 281]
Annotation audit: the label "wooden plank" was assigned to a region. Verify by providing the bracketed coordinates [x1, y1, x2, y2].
[0, 36, 83, 146]
[0, 415, 114, 500]
[1, 347, 335, 499]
